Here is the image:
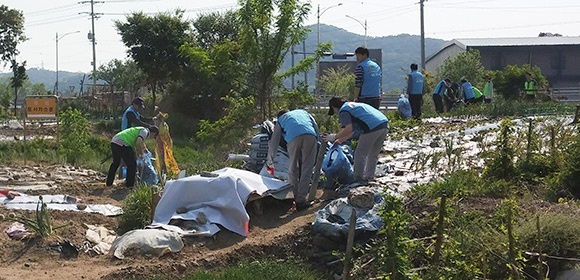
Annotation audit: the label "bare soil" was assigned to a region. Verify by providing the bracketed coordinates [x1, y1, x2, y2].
[0, 159, 333, 280]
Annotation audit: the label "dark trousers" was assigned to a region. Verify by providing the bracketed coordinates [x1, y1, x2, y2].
[408, 94, 423, 119]
[358, 96, 381, 109]
[106, 143, 137, 187]
[433, 95, 444, 113]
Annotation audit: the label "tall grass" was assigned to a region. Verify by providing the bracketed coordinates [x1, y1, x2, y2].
[179, 259, 321, 280]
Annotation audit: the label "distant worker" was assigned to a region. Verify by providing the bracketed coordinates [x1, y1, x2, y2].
[353, 46, 382, 109]
[460, 77, 476, 104]
[524, 72, 536, 100]
[483, 75, 493, 103]
[266, 109, 319, 212]
[433, 78, 452, 113]
[406, 63, 424, 119]
[106, 126, 160, 189]
[325, 97, 389, 185]
[121, 97, 155, 130]
[397, 94, 412, 119]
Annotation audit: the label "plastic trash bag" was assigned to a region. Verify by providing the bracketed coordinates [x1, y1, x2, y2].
[322, 144, 354, 189]
[137, 151, 159, 185]
[398, 94, 412, 119]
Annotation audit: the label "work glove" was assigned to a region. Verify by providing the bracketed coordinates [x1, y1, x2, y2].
[323, 133, 336, 142]
[266, 165, 275, 176]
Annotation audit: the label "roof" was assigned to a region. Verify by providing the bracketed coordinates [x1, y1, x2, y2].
[453, 36, 580, 47]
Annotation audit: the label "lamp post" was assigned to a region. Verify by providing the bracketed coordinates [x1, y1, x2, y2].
[55, 31, 80, 95]
[345, 15, 367, 47]
[316, 3, 342, 101]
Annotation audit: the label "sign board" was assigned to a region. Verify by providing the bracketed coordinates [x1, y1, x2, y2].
[25, 96, 58, 120]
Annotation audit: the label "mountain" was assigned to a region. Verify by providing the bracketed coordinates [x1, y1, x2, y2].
[1, 24, 447, 94]
[283, 24, 447, 91]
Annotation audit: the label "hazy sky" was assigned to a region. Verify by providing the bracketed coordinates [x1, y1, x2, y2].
[2, 0, 580, 73]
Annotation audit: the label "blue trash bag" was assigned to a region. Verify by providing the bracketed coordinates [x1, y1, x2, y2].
[398, 94, 412, 119]
[322, 144, 354, 189]
[136, 150, 159, 185]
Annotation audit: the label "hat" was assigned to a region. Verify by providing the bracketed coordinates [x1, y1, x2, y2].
[328, 97, 345, 115]
[132, 97, 145, 109]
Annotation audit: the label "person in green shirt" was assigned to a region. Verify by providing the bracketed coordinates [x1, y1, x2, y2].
[483, 75, 493, 103]
[524, 72, 536, 100]
[106, 126, 160, 189]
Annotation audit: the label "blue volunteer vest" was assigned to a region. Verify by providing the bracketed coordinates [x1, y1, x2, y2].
[358, 58, 381, 97]
[433, 80, 446, 96]
[461, 82, 475, 100]
[121, 106, 141, 130]
[277, 109, 317, 143]
[339, 102, 388, 132]
[408, 70, 424, 95]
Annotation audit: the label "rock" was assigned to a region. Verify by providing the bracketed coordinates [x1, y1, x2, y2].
[196, 212, 207, 225]
[394, 170, 405, 176]
[176, 207, 188, 214]
[429, 141, 440, 148]
[349, 187, 375, 208]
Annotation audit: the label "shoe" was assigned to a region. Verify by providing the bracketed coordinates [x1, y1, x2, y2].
[295, 201, 314, 211]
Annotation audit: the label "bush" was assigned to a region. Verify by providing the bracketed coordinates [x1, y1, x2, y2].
[516, 212, 580, 279]
[117, 184, 154, 235]
[59, 107, 90, 165]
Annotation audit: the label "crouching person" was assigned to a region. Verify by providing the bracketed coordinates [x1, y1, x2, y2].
[266, 109, 319, 211]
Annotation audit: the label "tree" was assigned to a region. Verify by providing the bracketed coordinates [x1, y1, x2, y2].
[0, 5, 26, 65]
[237, 0, 312, 119]
[319, 65, 355, 100]
[436, 50, 485, 88]
[492, 64, 546, 100]
[115, 10, 194, 106]
[192, 10, 240, 49]
[10, 60, 27, 116]
[94, 59, 145, 94]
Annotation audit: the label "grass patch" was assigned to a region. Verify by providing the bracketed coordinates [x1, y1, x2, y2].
[178, 259, 321, 280]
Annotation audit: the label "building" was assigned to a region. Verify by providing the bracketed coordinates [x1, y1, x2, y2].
[425, 37, 580, 89]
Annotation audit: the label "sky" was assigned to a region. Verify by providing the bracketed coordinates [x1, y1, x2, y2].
[2, 0, 580, 74]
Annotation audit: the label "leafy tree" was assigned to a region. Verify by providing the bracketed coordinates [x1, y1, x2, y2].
[237, 0, 312, 119]
[94, 59, 145, 94]
[0, 5, 26, 65]
[59, 107, 90, 165]
[9, 60, 26, 116]
[435, 50, 485, 88]
[192, 10, 240, 49]
[491, 64, 546, 100]
[115, 10, 194, 106]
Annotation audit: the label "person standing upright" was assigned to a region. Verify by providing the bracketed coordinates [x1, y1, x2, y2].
[524, 72, 536, 100]
[266, 109, 319, 211]
[433, 78, 451, 113]
[353, 47, 382, 109]
[406, 63, 424, 119]
[121, 97, 155, 130]
[483, 75, 493, 103]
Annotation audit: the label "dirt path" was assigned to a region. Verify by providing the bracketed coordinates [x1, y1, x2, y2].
[0, 163, 323, 280]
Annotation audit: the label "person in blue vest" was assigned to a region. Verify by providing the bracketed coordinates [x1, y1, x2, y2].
[121, 97, 155, 130]
[106, 126, 159, 189]
[353, 46, 382, 109]
[266, 109, 319, 211]
[324, 97, 389, 185]
[406, 63, 425, 119]
[433, 78, 451, 113]
[460, 77, 477, 104]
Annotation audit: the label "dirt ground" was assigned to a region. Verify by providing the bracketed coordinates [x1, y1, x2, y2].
[0, 159, 333, 280]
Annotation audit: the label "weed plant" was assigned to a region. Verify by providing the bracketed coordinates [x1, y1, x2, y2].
[117, 184, 154, 235]
[3, 196, 70, 238]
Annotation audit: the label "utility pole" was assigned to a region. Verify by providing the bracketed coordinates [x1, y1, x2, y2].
[420, 0, 426, 70]
[80, 0, 102, 96]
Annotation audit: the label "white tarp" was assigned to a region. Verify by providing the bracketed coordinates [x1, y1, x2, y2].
[1, 195, 122, 216]
[151, 167, 291, 236]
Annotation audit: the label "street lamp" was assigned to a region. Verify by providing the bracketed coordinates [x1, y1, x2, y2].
[345, 15, 367, 47]
[55, 31, 80, 95]
[316, 3, 342, 101]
